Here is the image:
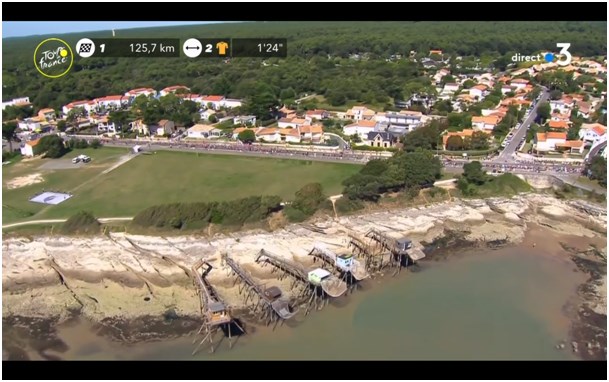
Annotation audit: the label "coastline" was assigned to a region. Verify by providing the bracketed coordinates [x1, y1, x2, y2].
[2, 193, 606, 360]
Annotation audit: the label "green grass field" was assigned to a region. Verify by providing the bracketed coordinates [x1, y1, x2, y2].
[3, 148, 360, 223]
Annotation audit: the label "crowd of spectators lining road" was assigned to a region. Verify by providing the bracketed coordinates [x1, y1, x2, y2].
[84, 136, 586, 176]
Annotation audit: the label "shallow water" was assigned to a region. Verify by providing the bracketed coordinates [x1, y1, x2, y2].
[21, 245, 584, 360]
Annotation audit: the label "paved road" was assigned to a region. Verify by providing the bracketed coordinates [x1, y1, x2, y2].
[2, 217, 133, 229]
[495, 89, 549, 162]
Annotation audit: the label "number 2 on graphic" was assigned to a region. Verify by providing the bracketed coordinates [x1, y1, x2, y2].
[555, 43, 572, 66]
[205, 44, 212, 53]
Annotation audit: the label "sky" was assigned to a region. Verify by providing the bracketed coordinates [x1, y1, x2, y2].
[2, 21, 226, 38]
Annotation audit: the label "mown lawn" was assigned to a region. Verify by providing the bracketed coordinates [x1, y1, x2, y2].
[6, 150, 361, 222]
[2, 147, 130, 224]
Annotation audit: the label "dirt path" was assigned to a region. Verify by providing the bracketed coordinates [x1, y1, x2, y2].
[2, 217, 133, 229]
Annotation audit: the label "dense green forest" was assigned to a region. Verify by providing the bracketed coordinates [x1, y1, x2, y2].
[3, 21, 606, 111]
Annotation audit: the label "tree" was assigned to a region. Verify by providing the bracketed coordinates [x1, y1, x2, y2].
[537, 101, 551, 123]
[56, 120, 67, 132]
[469, 131, 490, 150]
[245, 83, 279, 119]
[292, 183, 326, 217]
[36, 135, 68, 158]
[350, 134, 362, 143]
[2, 121, 18, 152]
[108, 111, 129, 131]
[402, 119, 445, 152]
[445, 135, 464, 151]
[237, 129, 256, 144]
[90, 139, 102, 149]
[2, 105, 33, 121]
[208, 115, 218, 123]
[586, 156, 607, 187]
[549, 89, 563, 100]
[462, 161, 487, 185]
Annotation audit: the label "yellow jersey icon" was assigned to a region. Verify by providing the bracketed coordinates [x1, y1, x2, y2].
[216, 41, 229, 55]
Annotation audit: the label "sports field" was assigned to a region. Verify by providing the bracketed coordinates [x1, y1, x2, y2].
[2, 148, 360, 224]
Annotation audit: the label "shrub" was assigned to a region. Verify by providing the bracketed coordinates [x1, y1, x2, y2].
[61, 211, 100, 235]
[283, 206, 308, 222]
[90, 139, 102, 149]
[335, 197, 364, 213]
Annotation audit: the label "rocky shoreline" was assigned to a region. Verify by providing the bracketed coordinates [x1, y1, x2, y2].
[2, 193, 607, 360]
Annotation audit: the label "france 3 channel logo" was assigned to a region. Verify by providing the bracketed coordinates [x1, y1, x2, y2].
[511, 43, 572, 66]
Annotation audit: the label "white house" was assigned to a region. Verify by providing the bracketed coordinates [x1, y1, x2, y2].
[155, 120, 176, 136]
[366, 131, 397, 148]
[579, 123, 607, 144]
[37, 108, 55, 121]
[345, 106, 375, 121]
[18, 118, 42, 131]
[130, 119, 150, 135]
[159, 85, 190, 97]
[200, 109, 216, 121]
[187, 124, 218, 139]
[256, 128, 281, 142]
[278, 128, 301, 143]
[501, 85, 513, 95]
[222, 98, 243, 109]
[2, 97, 31, 110]
[202, 95, 225, 110]
[510, 78, 529, 90]
[442, 83, 460, 93]
[233, 115, 256, 126]
[299, 125, 324, 142]
[305, 109, 329, 121]
[95, 95, 128, 110]
[576, 101, 592, 119]
[343, 120, 378, 140]
[472, 116, 500, 132]
[469, 85, 488, 99]
[20, 138, 40, 157]
[125, 87, 157, 98]
[550, 96, 575, 114]
[373, 112, 388, 123]
[96, 116, 117, 134]
[535, 132, 567, 152]
[62, 100, 95, 115]
[278, 117, 306, 129]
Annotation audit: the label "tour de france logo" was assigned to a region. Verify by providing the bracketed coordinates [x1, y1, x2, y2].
[33, 38, 74, 78]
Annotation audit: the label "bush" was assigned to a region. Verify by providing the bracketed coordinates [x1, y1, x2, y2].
[61, 211, 100, 235]
[132, 195, 282, 230]
[35, 135, 69, 158]
[335, 197, 364, 213]
[283, 206, 308, 222]
[2, 151, 20, 162]
[427, 186, 448, 198]
[90, 139, 102, 149]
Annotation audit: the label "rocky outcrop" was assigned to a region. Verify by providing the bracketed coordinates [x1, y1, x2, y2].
[2, 194, 606, 323]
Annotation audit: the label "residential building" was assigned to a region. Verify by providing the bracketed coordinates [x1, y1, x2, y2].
[95, 95, 128, 110]
[2, 97, 31, 110]
[130, 119, 150, 135]
[550, 111, 571, 122]
[18, 117, 42, 131]
[342, 120, 378, 140]
[555, 140, 585, 155]
[277, 106, 297, 119]
[429, 49, 443, 56]
[202, 95, 225, 110]
[576, 101, 591, 119]
[62, 100, 95, 115]
[278, 117, 306, 129]
[547, 120, 570, 130]
[305, 109, 329, 121]
[223, 98, 243, 109]
[256, 128, 281, 142]
[442, 83, 460, 93]
[366, 131, 397, 148]
[20, 138, 40, 157]
[345, 106, 376, 121]
[469, 84, 488, 99]
[160, 85, 190, 96]
[187, 124, 219, 139]
[233, 115, 257, 126]
[37, 108, 55, 121]
[155, 120, 176, 136]
[125, 87, 157, 98]
[299, 125, 324, 142]
[501, 85, 513, 95]
[579, 123, 607, 144]
[472, 116, 500, 132]
[278, 128, 301, 143]
[510, 78, 529, 90]
[176, 93, 205, 104]
[535, 132, 567, 152]
[373, 112, 388, 123]
[96, 116, 117, 134]
[200, 109, 216, 121]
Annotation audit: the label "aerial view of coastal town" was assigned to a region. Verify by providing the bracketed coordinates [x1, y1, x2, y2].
[2, 21, 607, 362]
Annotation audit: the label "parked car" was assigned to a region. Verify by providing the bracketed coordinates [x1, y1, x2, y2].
[72, 157, 81, 164]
